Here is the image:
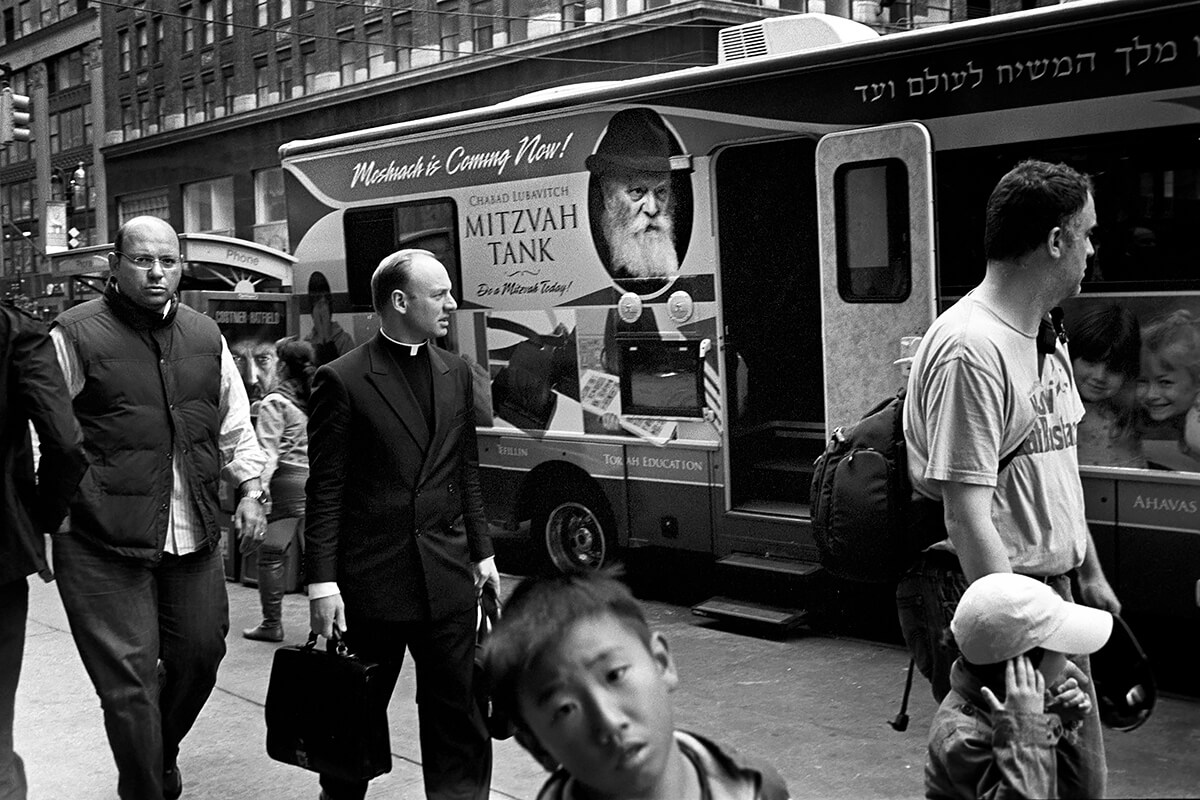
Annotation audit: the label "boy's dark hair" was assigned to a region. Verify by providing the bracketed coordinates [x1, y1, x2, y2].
[485, 567, 651, 729]
[984, 160, 1094, 262]
[1066, 303, 1141, 380]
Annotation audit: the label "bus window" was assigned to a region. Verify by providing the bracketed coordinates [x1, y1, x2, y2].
[834, 159, 911, 302]
[343, 199, 461, 311]
[936, 128, 1200, 299]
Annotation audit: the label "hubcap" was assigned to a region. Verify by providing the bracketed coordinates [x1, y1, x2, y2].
[545, 501, 606, 571]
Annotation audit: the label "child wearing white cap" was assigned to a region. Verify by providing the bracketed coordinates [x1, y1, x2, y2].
[926, 573, 1114, 799]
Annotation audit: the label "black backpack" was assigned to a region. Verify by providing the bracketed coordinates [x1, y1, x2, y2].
[810, 387, 1029, 584]
[809, 389, 942, 584]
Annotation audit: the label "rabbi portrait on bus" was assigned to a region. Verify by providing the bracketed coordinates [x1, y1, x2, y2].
[586, 108, 692, 290]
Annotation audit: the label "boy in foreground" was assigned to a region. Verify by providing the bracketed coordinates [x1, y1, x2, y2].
[486, 569, 791, 800]
[927, 573, 1114, 799]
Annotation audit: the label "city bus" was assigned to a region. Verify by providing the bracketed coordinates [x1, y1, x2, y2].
[281, 0, 1200, 693]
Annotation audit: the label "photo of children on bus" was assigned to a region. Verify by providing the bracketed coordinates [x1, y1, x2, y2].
[586, 108, 694, 295]
[1062, 295, 1200, 472]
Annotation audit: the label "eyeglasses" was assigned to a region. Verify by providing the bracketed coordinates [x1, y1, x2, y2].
[116, 252, 183, 271]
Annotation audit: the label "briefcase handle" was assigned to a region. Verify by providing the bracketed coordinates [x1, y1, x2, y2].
[301, 630, 359, 659]
[478, 584, 502, 645]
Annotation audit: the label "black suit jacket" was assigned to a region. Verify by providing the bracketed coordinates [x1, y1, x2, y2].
[1, 305, 86, 584]
[304, 333, 493, 622]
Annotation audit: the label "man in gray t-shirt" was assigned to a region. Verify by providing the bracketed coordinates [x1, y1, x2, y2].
[900, 160, 1120, 798]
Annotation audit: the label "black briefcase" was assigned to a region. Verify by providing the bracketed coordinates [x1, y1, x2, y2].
[474, 584, 515, 741]
[264, 632, 392, 782]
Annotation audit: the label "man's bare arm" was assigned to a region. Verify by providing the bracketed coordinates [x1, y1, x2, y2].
[941, 480, 1012, 582]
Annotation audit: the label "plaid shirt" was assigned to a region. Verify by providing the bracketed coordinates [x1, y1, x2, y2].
[52, 328, 265, 554]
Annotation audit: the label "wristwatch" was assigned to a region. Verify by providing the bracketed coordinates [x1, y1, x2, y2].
[241, 489, 268, 506]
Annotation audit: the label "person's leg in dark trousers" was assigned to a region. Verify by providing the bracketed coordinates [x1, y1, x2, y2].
[408, 608, 492, 800]
[243, 519, 296, 642]
[317, 618, 405, 800]
[53, 532, 164, 800]
[0, 580, 29, 800]
[157, 546, 229, 775]
[896, 551, 968, 702]
[1049, 574, 1107, 800]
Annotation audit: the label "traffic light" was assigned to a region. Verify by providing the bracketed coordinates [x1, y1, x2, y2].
[0, 87, 32, 144]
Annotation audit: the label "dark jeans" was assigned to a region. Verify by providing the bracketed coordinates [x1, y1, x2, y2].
[0, 580, 28, 800]
[897, 549, 1108, 798]
[53, 533, 229, 800]
[319, 608, 491, 800]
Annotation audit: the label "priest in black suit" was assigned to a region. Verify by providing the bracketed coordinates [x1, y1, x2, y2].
[305, 248, 499, 800]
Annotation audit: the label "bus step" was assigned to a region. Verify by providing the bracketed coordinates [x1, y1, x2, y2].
[716, 553, 821, 578]
[691, 596, 808, 630]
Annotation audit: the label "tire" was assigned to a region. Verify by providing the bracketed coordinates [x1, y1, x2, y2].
[531, 485, 615, 574]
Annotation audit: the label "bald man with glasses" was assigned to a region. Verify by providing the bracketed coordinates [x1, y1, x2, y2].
[49, 216, 266, 800]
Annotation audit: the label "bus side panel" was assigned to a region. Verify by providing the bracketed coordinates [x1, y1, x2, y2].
[625, 446, 714, 551]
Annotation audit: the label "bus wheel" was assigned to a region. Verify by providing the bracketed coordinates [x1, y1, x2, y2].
[533, 489, 614, 574]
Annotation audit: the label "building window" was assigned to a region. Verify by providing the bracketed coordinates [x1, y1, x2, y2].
[503, 0, 527, 44]
[153, 16, 164, 62]
[365, 21, 389, 77]
[471, 0, 492, 51]
[255, 57, 271, 105]
[183, 177, 235, 235]
[255, 168, 287, 223]
[277, 51, 293, 99]
[200, 0, 214, 46]
[137, 96, 151, 135]
[966, 0, 990, 18]
[18, 1, 33, 37]
[253, 167, 289, 251]
[48, 106, 90, 152]
[222, 66, 236, 114]
[439, 0, 459, 61]
[561, 0, 585, 28]
[119, 29, 132, 72]
[202, 75, 217, 118]
[50, 49, 86, 92]
[118, 189, 170, 227]
[182, 4, 195, 51]
[154, 87, 166, 132]
[256, 0, 268, 26]
[392, 13, 411, 72]
[121, 102, 135, 139]
[300, 41, 317, 93]
[136, 23, 149, 68]
[279, 0, 292, 20]
[217, 0, 231, 38]
[184, 83, 201, 124]
[338, 31, 358, 85]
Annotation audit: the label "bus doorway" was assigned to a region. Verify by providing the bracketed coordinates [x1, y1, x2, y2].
[716, 138, 826, 521]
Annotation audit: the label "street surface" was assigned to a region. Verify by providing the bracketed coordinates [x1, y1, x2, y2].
[15, 569, 1200, 799]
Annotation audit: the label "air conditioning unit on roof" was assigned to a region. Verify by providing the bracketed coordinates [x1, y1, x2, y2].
[718, 13, 878, 63]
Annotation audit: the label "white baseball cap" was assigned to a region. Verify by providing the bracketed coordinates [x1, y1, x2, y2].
[952, 573, 1114, 665]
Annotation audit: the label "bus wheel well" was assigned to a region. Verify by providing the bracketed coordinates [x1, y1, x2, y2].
[519, 463, 616, 575]
[516, 462, 597, 522]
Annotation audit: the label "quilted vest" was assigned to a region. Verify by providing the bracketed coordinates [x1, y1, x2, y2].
[54, 298, 223, 559]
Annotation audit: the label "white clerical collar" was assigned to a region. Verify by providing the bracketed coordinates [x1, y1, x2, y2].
[380, 329, 428, 356]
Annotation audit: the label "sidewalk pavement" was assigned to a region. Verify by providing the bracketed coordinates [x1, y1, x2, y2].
[15, 573, 1200, 799]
